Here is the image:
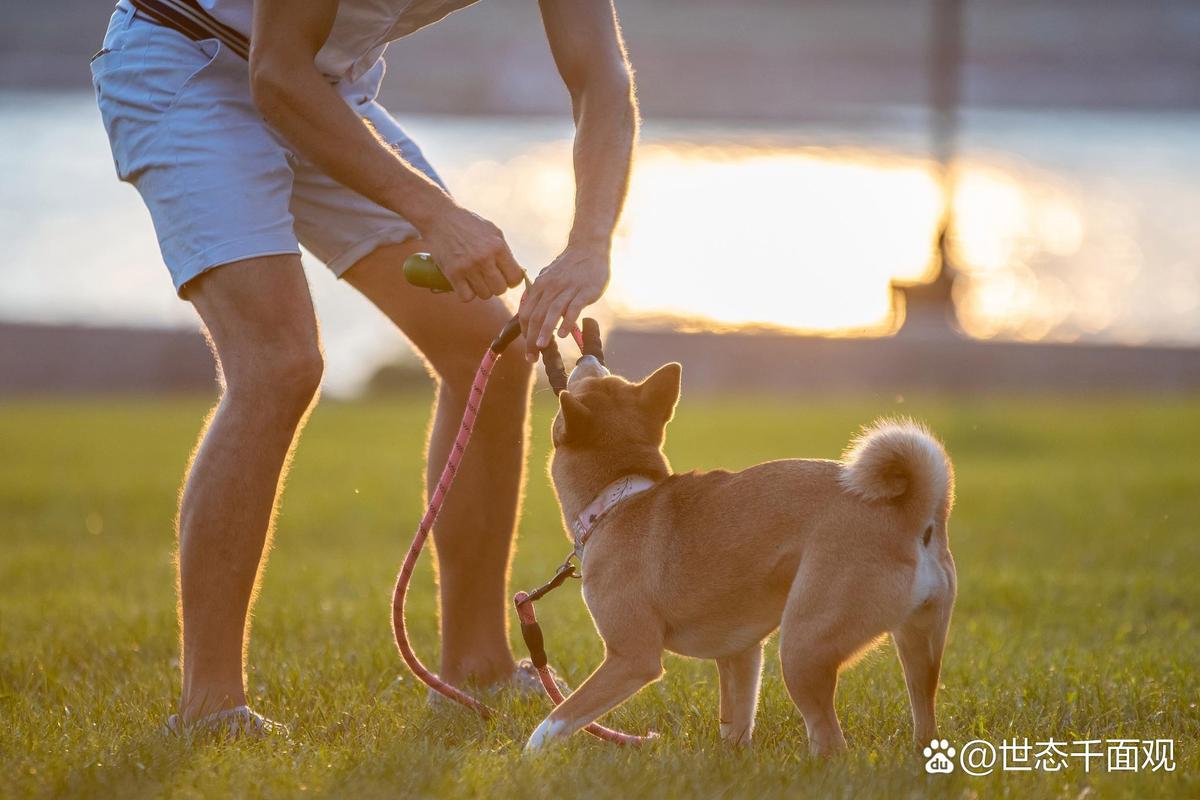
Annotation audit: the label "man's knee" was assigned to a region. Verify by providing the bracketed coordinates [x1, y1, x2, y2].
[271, 345, 325, 406]
[224, 340, 324, 419]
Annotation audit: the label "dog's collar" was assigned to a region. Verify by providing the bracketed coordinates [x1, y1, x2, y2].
[571, 474, 658, 557]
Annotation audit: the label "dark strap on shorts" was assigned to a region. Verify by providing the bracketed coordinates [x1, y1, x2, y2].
[127, 0, 250, 60]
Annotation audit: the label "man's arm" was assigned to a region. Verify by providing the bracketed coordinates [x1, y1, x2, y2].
[248, 0, 522, 301]
[519, 0, 638, 362]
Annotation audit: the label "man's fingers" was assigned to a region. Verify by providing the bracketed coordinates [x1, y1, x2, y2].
[451, 274, 476, 303]
[517, 289, 533, 328]
[496, 247, 524, 288]
[465, 271, 493, 301]
[482, 260, 508, 296]
[522, 287, 550, 361]
[535, 288, 572, 350]
[524, 286, 569, 361]
[557, 294, 590, 338]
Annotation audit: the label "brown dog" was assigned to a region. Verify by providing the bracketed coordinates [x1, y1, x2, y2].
[524, 356, 957, 755]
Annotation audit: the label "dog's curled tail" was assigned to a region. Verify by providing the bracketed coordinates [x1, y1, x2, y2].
[838, 418, 954, 523]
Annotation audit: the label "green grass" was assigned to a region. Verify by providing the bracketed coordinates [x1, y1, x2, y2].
[1, 392, 1197, 798]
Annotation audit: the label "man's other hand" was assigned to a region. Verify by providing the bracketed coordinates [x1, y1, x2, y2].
[424, 206, 525, 302]
[519, 244, 611, 363]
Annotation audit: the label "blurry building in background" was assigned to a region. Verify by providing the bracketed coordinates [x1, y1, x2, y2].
[0, 322, 214, 395]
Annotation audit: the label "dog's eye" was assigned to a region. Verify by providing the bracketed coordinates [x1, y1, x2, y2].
[922, 525, 933, 546]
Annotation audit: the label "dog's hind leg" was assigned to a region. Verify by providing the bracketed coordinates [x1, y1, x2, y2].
[524, 651, 663, 752]
[778, 633, 846, 757]
[716, 642, 764, 745]
[893, 600, 952, 747]
[778, 561, 902, 756]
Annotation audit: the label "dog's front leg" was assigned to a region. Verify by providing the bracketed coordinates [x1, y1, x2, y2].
[524, 653, 663, 752]
[716, 642, 764, 745]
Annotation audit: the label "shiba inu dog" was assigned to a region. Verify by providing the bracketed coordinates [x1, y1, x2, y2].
[525, 356, 957, 755]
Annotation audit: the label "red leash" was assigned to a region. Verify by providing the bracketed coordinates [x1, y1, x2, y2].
[391, 345, 502, 716]
[391, 317, 542, 715]
[392, 318, 650, 743]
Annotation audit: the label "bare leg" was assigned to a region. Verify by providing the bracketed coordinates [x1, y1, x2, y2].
[716, 643, 764, 745]
[893, 604, 951, 746]
[525, 653, 663, 751]
[343, 241, 533, 686]
[176, 255, 324, 721]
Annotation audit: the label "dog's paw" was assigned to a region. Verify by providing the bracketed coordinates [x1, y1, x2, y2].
[524, 718, 567, 753]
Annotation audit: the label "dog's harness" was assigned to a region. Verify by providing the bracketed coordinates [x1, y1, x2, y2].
[570, 474, 658, 561]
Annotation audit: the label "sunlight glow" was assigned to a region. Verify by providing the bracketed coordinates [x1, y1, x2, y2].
[611, 145, 941, 334]
[950, 167, 1090, 340]
[449, 137, 1100, 340]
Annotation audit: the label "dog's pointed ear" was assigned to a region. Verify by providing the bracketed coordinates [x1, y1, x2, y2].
[556, 391, 593, 444]
[637, 362, 682, 424]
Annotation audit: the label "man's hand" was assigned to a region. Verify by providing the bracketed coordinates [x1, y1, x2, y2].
[423, 205, 525, 302]
[519, 244, 610, 362]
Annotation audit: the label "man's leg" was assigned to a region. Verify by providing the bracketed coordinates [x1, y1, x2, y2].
[343, 240, 533, 686]
[176, 255, 324, 721]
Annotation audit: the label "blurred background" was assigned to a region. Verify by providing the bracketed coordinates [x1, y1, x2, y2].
[6, 5, 1200, 793]
[2, 0, 1199, 395]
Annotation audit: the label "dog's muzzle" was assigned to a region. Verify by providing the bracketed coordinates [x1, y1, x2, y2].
[568, 354, 609, 386]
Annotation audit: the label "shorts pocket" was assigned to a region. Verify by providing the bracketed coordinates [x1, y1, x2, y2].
[90, 49, 119, 81]
[167, 39, 223, 110]
[92, 29, 225, 182]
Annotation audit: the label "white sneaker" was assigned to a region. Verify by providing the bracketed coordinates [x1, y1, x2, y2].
[164, 705, 289, 740]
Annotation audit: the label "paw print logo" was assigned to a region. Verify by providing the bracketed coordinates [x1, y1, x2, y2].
[923, 739, 956, 774]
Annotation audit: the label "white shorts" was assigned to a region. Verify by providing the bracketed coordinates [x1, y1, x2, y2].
[90, 5, 445, 294]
